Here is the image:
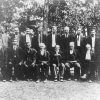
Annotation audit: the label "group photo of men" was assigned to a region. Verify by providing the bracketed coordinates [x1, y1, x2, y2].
[0, 24, 98, 83]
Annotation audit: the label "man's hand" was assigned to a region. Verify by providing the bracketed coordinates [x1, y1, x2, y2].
[9, 62, 12, 64]
[31, 63, 35, 67]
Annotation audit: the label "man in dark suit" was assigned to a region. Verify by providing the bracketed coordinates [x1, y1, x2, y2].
[12, 40, 25, 81]
[51, 45, 65, 82]
[64, 42, 81, 81]
[47, 25, 60, 52]
[24, 42, 37, 81]
[19, 32, 26, 50]
[60, 26, 70, 52]
[36, 43, 50, 83]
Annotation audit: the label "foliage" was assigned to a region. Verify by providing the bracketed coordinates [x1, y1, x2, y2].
[0, 0, 100, 32]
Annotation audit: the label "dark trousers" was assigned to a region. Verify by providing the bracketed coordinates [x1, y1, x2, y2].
[1, 66, 7, 80]
[24, 64, 36, 80]
[83, 60, 95, 80]
[7, 63, 13, 80]
[65, 62, 80, 79]
[14, 64, 23, 80]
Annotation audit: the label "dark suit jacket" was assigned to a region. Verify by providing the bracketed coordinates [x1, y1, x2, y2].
[31, 35, 39, 51]
[19, 34, 26, 49]
[36, 50, 50, 64]
[64, 49, 80, 62]
[50, 50, 64, 65]
[46, 34, 61, 51]
[12, 47, 25, 64]
[25, 48, 37, 65]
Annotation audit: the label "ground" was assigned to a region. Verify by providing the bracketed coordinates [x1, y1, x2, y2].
[0, 80, 100, 100]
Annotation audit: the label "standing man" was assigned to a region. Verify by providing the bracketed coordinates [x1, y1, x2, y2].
[85, 28, 96, 53]
[47, 25, 60, 52]
[0, 39, 5, 81]
[36, 43, 50, 83]
[60, 26, 70, 52]
[81, 44, 95, 82]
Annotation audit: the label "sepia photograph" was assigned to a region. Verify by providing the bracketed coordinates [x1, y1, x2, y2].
[0, 0, 100, 100]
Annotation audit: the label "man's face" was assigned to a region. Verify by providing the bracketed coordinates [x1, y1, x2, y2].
[52, 26, 57, 34]
[27, 43, 31, 48]
[77, 30, 81, 35]
[91, 31, 95, 37]
[40, 47, 45, 51]
[15, 28, 19, 35]
[13, 44, 17, 49]
[55, 47, 60, 52]
[64, 29, 69, 34]
[70, 45, 74, 50]
[86, 46, 91, 50]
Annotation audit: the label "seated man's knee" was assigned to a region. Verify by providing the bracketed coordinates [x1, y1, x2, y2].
[53, 64, 57, 68]
[65, 63, 70, 68]
[61, 63, 65, 69]
[74, 62, 81, 68]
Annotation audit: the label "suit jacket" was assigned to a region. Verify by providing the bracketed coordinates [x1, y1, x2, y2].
[64, 49, 80, 62]
[19, 34, 26, 49]
[31, 34, 39, 51]
[25, 48, 37, 65]
[36, 50, 50, 63]
[50, 50, 64, 65]
[12, 47, 25, 64]
[46, 34, 61, 51]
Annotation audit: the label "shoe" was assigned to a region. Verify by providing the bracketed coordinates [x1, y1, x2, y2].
[54, 79, 58, 82]
[67, 78, 71, 81]
[29, 79, 33, 81]
[3, 80, 6, 82]
[44, 79, 47, 83]
[10, 79, 13, 82]
[74, 79, 78, 81]
[27, 79, 30, 81]
[36, 79, 40, 83]
[88, 80, 93, 83]
[81, 74, 87, 79]
[60, 78, 63, 82]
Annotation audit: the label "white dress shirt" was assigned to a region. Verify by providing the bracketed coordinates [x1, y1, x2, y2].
[85, 50, 91, 60]
[26, 34, 31, 44]
[52, 34, 56, 47]
[92, 37, 95, 48]
[77, 35, 81, 46]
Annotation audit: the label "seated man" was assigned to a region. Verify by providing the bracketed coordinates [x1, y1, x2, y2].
[65, 42, 81, 81]
[81, 44, 95, 83]
[12, 40, 25, 81]
[36, 43, 50, 83]
[51, 45, 65, 82]
[24, 42, 37, 81]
